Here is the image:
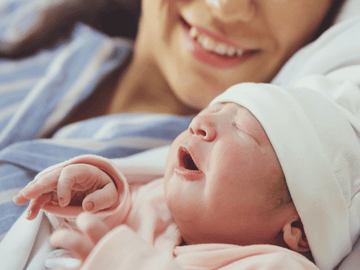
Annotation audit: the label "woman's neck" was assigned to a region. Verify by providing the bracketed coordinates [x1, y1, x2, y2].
[108, 55, 199, 116]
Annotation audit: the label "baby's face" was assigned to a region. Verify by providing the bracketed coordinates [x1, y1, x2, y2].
[164, 103, 292, 246]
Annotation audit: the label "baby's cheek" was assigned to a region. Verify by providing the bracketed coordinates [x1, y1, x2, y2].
[165, 190, 191, 224]
[165, 179, 204, 222]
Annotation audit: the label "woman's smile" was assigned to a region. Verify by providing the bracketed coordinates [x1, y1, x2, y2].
[180, 16, 259, 69]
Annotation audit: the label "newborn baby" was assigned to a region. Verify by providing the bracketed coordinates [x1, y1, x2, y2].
[164, 102, 301, 249]
[14, 82, 360, 270]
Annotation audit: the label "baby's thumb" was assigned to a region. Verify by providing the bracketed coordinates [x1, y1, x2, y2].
[82, 183, 118, 212]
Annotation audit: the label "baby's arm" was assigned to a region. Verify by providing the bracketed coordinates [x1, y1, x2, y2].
[50, 212, 110, 262]
[51, 212, 184, 270]
[14, 163, 118, 220]
[14, 155, 131, 267]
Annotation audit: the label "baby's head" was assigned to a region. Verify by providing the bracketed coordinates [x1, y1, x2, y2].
[164, 102, 303, 248]
[164, 82, 360, 270]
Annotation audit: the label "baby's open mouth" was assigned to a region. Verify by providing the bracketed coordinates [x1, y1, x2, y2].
[178, 147, 199, 171]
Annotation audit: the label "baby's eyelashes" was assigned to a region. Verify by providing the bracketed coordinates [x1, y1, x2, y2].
[232, 121, 247, 134]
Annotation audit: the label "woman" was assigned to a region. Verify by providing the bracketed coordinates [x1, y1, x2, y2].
[0, 0, 345, 117]
[0, 0, 359, 265]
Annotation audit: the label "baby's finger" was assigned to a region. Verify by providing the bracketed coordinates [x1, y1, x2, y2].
[20, 168, 63, 199]
[50, 229, 94, 262]
[26, 193, 53, 220]
[82, 181, 118, 212]
[56, 165, 92, 207]
[76, 212, 109, 244]
[13, 192, 30, 205]
[56, 166, 81, 207]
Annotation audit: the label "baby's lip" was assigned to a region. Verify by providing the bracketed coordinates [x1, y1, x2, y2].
[178, 146, 199, 170]
[175, 146, 203, 180]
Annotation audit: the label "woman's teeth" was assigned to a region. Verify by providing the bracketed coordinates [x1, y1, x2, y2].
[189, 27, 244, 57]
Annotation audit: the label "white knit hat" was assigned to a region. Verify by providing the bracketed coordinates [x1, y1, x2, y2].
[210, 81, 360, 270]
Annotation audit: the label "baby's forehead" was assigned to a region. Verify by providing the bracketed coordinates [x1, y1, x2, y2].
[206, 102, 251, 118]
[209, 101, 252, 113]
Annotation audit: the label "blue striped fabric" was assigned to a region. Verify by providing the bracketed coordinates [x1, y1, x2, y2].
[0, 1, 192, 238]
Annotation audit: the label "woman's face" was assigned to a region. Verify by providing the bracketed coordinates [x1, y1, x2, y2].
[138, 0, 333, 109]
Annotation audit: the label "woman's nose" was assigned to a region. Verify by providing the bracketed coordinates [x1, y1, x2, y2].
[205, 0, 256, 23]
[189, 114, 217, 142]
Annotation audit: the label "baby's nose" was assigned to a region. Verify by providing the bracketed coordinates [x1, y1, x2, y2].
[205, 0, 256, 23]
[189, 115, 217, 142]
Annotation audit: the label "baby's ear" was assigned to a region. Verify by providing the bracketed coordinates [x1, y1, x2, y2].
[282, 218, 310, 253]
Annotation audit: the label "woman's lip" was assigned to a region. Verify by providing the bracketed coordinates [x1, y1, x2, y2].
[194, 25, 250, 51]
[180, 17, 257, 69]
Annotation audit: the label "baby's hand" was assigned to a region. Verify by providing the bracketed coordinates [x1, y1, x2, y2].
[50, 212, 110, 264]
[13, 164, 118, 220]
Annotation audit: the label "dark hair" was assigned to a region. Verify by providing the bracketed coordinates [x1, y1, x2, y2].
[273, 174, 293, 209]
[313, 0, 348, 39]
